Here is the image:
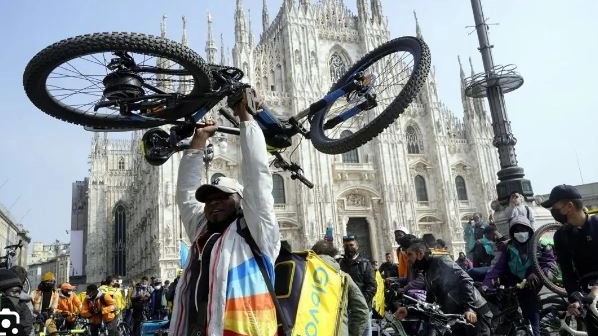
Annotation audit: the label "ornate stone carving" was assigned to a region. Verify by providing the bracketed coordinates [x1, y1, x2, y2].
[346, 193, 366, 207]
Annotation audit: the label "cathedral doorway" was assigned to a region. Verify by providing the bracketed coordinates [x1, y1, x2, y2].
[345, 217, 372, 260]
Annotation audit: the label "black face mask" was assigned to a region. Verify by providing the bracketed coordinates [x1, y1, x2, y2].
[344, 246, 357, 258]
[41, 282, 55, 291]
[61, 291, 71, 297]
[551, 208, 568, 224]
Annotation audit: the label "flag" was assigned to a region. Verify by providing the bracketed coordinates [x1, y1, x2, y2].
[179, 240, 190, 267]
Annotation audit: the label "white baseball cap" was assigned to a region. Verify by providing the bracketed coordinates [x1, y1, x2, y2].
[195, 176, 244, 202]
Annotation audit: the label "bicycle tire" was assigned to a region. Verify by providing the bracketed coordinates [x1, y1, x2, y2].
[23, 276, 31, 294]
[24, 32, 213, 129]
[531, 223, 567, 296]
[310, 36, 431, 154]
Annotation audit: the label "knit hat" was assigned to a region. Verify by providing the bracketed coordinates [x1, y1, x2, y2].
[0, 269, 23, 291]
[42, 271, 56, 282]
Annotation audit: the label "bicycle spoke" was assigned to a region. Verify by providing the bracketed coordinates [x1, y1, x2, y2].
[44, 48, 197, 120]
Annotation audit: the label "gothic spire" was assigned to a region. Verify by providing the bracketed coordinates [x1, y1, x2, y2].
[205, 12, 217, 64]
[468, 56, 476, 78]
[181, 16, 188, 46]
[458, 55, 466, 84]
[413, 11, 423, 39]
[234, 0, 248, 45]
[248, 9, 253, 46]
[160, 15, 167, 38]
[220, 33, 225, 65]
[357, 0, 369, 22]
[262, 0, 269, 33]
[371, 0, 382, 23]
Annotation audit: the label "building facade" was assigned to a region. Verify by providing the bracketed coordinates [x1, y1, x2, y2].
[0, 204, 31, 268]
[81, 0, 500, 283]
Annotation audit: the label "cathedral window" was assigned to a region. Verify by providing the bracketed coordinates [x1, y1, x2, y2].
[329, 52, 347, 83]
[455, 176, 468, 201]
[118, 157, 125, 170]
[340, 130, 359, 163]
[211, 173, 225, 184]
[406, 125, 423, 154]
[114, 205, 127, 276]
[270, 70, 275, 91]
[414, 175, 429, 202]
[272, 174, 286, 204]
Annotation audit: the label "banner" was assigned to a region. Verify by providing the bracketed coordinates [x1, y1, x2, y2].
[179, 240, 190, 267]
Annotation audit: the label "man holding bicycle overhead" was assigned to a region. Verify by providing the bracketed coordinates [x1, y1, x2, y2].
[541, 184, 598, 335]
[170, 89, 280, 336]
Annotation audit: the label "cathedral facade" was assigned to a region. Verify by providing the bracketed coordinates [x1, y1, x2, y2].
[81, 0, 500, 283]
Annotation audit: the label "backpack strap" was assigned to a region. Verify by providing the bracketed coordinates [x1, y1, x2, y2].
[236, 219, 293, 336]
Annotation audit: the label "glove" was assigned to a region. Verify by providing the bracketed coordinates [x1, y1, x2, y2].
[526, 273, 541, 290]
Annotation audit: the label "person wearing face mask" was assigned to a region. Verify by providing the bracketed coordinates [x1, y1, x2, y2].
[170, 89, 281, 336]
[397, 240, 492, 336]
[483, 216, 557, 336]
[55, 282, 82, 330]
[541, 184, 598, 335]
[31, 271, 59, 318]
[132, 276, 152, 336]
[340, 235, 377, 336]
[150, 278, 167, 320]
[0, 269, 33, 335]
[81, 284, 117, 336]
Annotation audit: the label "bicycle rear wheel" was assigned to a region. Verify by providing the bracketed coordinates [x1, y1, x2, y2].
[531, 223, 567, 296]
[24, 32, 213, 129]
[310, 36, 430, 154]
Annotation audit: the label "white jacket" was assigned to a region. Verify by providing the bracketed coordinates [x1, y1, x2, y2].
[170, 120, 280, 336]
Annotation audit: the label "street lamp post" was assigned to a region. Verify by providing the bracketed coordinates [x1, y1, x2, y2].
[465, 0, 533, 204]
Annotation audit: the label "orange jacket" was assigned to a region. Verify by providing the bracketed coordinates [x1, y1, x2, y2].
[81, 293, 116, 324]
[56, 293, 82, 322]
[396, 248, 409, 278]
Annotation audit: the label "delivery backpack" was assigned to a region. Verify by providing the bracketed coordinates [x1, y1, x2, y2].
[237, 221, 348, 336]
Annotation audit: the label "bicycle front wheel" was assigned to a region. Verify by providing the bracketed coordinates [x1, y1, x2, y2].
[310, 36, 431, 154]
[531, 223, 567, 296]
[24, 32, 213, 129]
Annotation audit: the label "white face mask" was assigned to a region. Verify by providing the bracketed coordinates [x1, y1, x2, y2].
[513, 232, 529, 243]
[154, 285, 162, 290]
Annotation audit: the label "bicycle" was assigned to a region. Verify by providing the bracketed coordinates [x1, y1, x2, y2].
[0, 239, 31, 294]
[23, 32, 430, 188]
[480, 282, 534, 336]
[398, 293, 474, 336]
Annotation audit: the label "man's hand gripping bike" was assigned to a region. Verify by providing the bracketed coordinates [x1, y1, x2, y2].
[23, 32, 430, 187]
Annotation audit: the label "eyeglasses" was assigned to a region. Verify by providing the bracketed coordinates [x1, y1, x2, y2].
[342, 235, 356, 242]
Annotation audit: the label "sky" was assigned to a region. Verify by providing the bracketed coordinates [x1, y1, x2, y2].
[1, 0, 597, 245]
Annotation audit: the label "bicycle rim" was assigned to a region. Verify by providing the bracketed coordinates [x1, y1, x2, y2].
[310, 36, 430, 154]
[24, 32, 213, 129]
[531, 223, 567, 296]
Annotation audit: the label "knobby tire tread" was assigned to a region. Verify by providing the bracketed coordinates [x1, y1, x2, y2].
[310, 36, 431, 154]
[23, 32, 213, 129]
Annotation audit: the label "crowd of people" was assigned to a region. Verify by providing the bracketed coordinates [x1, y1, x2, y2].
[2, 91, 597, 336]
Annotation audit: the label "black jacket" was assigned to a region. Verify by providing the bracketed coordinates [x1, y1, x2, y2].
[340, 255, 377, 307]
[554, 215, 598, 298]
[379, 261, 398, 278]
[421, 255, 487, 314]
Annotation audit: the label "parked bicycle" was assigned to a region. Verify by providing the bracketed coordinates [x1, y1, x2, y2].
[399, 293, 473, 336]
[0, 239, 30, 294]
[23, 32, 430, 187]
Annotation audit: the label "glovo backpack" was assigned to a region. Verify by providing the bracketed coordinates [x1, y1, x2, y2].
[237, 220, 348, 336]
[274, 249, 349, 336]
